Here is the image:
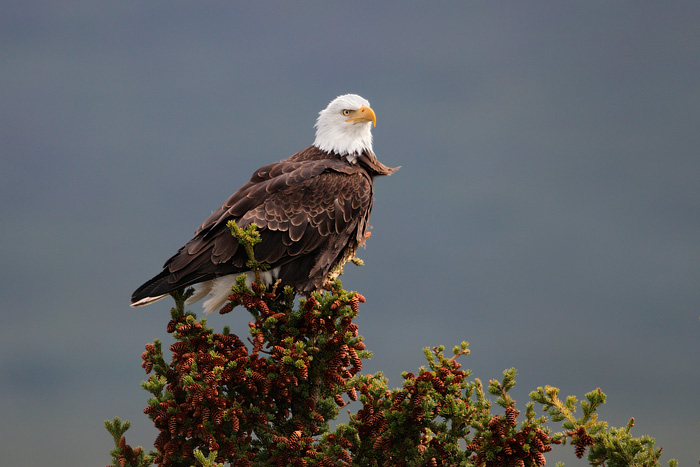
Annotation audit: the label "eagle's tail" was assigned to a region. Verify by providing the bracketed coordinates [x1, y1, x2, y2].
[131, 268, 217, 308]
[130, 293, 168, 307]
[130, 270, 175, 307]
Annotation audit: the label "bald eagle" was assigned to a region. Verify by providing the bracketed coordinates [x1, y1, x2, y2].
[131, 94, 397, 314]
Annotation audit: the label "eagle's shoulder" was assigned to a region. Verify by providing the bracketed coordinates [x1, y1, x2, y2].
[193, 147, 365, 238]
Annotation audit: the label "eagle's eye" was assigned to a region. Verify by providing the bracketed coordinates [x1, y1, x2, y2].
[341, 109, 351, 116]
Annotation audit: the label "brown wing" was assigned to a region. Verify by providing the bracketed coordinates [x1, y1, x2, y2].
[131, 154, 374, 302]
[239, 169, 373, 290]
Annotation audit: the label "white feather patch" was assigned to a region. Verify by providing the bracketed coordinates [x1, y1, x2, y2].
[200, 275, 240, 315]
[189, 267, 282, 314]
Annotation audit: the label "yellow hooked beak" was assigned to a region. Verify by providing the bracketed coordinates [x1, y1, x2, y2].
[346, 105, 377, 127]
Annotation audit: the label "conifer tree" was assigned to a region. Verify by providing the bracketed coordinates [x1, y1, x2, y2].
[107, 224, 677, 467]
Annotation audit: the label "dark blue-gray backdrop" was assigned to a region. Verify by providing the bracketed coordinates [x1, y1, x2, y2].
[2, 2, 698, 465]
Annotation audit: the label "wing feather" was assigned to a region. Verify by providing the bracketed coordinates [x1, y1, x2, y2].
[132, 147, 378, 304]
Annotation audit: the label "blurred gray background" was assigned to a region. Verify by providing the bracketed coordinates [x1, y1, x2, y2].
[1, 2, 698, 465]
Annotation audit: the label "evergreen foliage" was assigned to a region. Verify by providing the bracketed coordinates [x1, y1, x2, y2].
[107, 224, 676, 467]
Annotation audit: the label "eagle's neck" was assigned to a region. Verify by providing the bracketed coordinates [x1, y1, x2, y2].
[290, 146, 397, 177]
[313, 122, 373, 158]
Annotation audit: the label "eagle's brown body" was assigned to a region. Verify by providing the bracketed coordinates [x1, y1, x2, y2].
[131, 145, 396, 309]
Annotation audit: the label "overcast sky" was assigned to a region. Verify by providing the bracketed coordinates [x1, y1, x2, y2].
[1, 2, 699, 465]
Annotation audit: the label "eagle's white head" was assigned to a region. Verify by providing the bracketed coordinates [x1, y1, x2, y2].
[313, 94, 376, 161]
